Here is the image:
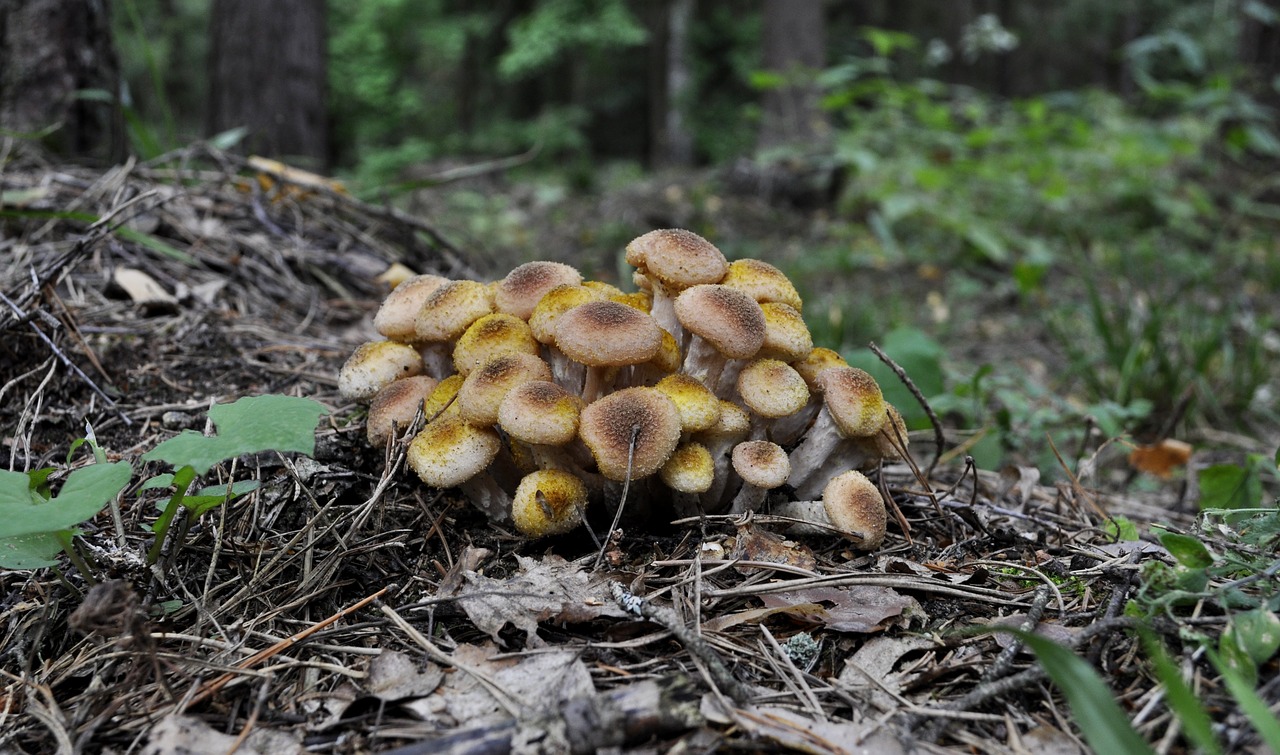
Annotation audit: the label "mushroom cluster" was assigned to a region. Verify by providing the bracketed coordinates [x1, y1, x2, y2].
[338, 229, 907, 547]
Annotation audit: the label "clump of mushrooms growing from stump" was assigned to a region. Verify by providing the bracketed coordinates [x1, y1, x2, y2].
[339, 229, 907, 548]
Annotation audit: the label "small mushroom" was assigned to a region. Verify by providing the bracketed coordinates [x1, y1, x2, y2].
[498, 379, 594, 477]
[495, 261, 583, 319]
[407, 416, 507, 522]
[554, 300, 662, 401]
[452, 313, 540, 375]
[528, 283, 604, 388]
[578, 387, 682, 481]
[693, 399, 751, 512]
[654, 373, 722, 434]
[757, 302, 813, 363]
[456, 352, 552, 427]
[338, 340, 424, 401]
[772, 470, 886, 549]
[735, 359, 810, 441]
[661, 441, 717, 517]
[366, 375, 438, 448]
[626, 228, 729, 340]
[511, 469, 589, 537]
[373, 273, 449, 342]
[727, 440, 790, 515]
[674, 284, 766, 394]
[788, 366, 887, 499]
[719, 258, 803, 312]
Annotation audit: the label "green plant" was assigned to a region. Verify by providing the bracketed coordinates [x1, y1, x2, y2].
[0, 395, 326, 577]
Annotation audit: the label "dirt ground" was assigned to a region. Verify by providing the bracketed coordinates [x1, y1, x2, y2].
[0, 151, 1265, 754]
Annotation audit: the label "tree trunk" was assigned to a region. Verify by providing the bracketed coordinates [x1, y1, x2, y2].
[0, 0, 124, 161]
[757, 0, 828, 151]
[650, 0, 696, 167]
[206, 0, 328, 167]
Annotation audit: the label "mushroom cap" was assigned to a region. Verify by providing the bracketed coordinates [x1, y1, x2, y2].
[373, 274, 449, 341]
[736, 359, 810, 418]
[610, 290, 653, 313]
[758, 302, 813, 362]
[457, 353, 552, 427]
[423, 373, 464, 421]
[511, 469, 588, 537]
[414, 280, 495, 342]
[674, 284, 766, 360]
[817, 367, 887, 438]
[528, 284, 605, 344]
[498, 380, 583, 446]
[452, 313, 540, 375]
[731, 440, 790, 489]
[655, 373, 721, 432]
[367, 375, 438, 447]
[696, 399, 751, 441]
[582, 280, 626, 298]
[720, 258, 803, 311]
[339, 340, 424, 401]
[822, 470, 886, 548]
[649, 329, 682, 374]
[625, 229, 729, 290]
[791, 347, 848, 391]
[554, 300, 662, 367]
[495, 261, 583, 320]
[660, 442, 715, 494]
[579, 387, 682, 481]
[407, 416, 501, 488]
[855, 403, 908, 460]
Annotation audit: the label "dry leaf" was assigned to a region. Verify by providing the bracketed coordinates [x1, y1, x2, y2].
[142, 715, 303, 755]
[364, 650, 444, 701]
[1128, 438, 1193, 478]
[111, 267, 178, 313]
[702, 699, 905, 755]
[755, 585, 921, 633]
[838, 634, 938, 711]
[730, 525, 817, 571]
[454, 554, 627, 647]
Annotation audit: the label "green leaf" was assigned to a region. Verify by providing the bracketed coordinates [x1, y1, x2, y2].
[1106, 516, 1140, 541]
[846, 327, 947, 430]
[1198, 461, 1262, 510]
[180, 480, 261, 516]
[142, 395, 326, 475]
[1139, 630, 1221, 755]
[1225, 608, 1280, 666]
[0, 462, 132, 540]
[0, 531, 64, 569]
[1158, 532, 1214, 569]
[1207, 647, 1280, 754]
[1002, 628, 1155, 755]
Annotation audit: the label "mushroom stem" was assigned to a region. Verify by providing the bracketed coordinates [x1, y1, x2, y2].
[790, 444, 872, 501]
[459, 474, 512, 524]
[785, 406, 844, 491]
[417, 342, 455, 381]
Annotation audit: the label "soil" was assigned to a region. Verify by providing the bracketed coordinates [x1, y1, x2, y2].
[0, 150, 1267, 754]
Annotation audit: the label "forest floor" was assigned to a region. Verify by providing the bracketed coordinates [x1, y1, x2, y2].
[0, 150, 1272, 754]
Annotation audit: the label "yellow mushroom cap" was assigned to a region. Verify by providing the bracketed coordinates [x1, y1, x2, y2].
[554, 300, 662, 367]
[736, 359, 810, 418]
[823, 470, 886, 548]
[528, 284, 605, 344]
[373, 274, 449, 342]
[457, 353, 552, 427]
[498, 380, 583, 446]
[655, 373, 721, 432]
[407, 416, 501, 488]
[610, 290, 653, 313]
[817, 367, 887, 438]
[674, 284, 766, 360]
[496, 261, 583, 320]
[625, 228, 729, 290]
[511, 469, 588, 537]
[758, 302, 813, 362]
[791, 347, 848, 391]
[423, 373, 464, 421]
[731, 440, 790, 489]
[855, 403, 908, 460]
[583, 280, 626, 298]
[367, 375, 438, 447]
[579, 387, 682, 481]
[415, 280, 495, 342]
[452, 313, 540, 375]
[696, 399, 751, 441]
[720, 258, 803, 312]
[338, 340, 424, 401]
[648, 329, 682, 374]
[660, 442, 715, 494]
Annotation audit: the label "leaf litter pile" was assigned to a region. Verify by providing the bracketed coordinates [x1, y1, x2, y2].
[1, 150, 1276, 754]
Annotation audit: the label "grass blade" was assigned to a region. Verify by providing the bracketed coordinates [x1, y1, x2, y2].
[1139, 629, 1221, 755]
[1207, 647, 1280, 754]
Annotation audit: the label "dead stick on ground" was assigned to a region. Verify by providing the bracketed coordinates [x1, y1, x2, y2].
[185, 586, 388, 707]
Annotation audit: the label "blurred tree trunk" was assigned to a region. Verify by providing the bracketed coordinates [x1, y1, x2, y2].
[0, 0, 124, 161]
[207, 0, 329, 166]
[1240, 0, 1280, 109]
[757, 0, 828, 150]
[649, 0, 695, 167]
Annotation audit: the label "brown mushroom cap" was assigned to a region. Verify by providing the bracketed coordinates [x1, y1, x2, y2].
[414, 280, 495, 342]
[791, 347, 848, 391]
[367, 375, 438, 447]
[374, 274, 449, 341]
[511, 469, 588, 537]
[660, 442, 715, 494]
[578, 387, 682, 481]
[498, 380, 583, 446]
[457, 353, 552, 427]
[817, 367, 887, 437]
[674, 284, 766, 360]
[720, 258, 803, 311]
[452, 313, 540, 375]
[736, 359, 810, 418]
[823, 470, 887, 548]
[731, 440, 790, 489]
[554, 300, 662, 367]
[528, 284, 606, 344]
[338, 340, 424, 401]
[495, 261, 583, 320]
[407, 416, 501, 488]
[758, 302, 813, 362]
[625, 229, 729, 290]
[655, 373, 721, 432]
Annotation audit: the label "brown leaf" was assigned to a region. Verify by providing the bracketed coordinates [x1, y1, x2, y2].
[1128, 438, 1193, 478]
[729, 525, 817, 572]
[364, 650, 444, 701]
[756, 585, 921, 633]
